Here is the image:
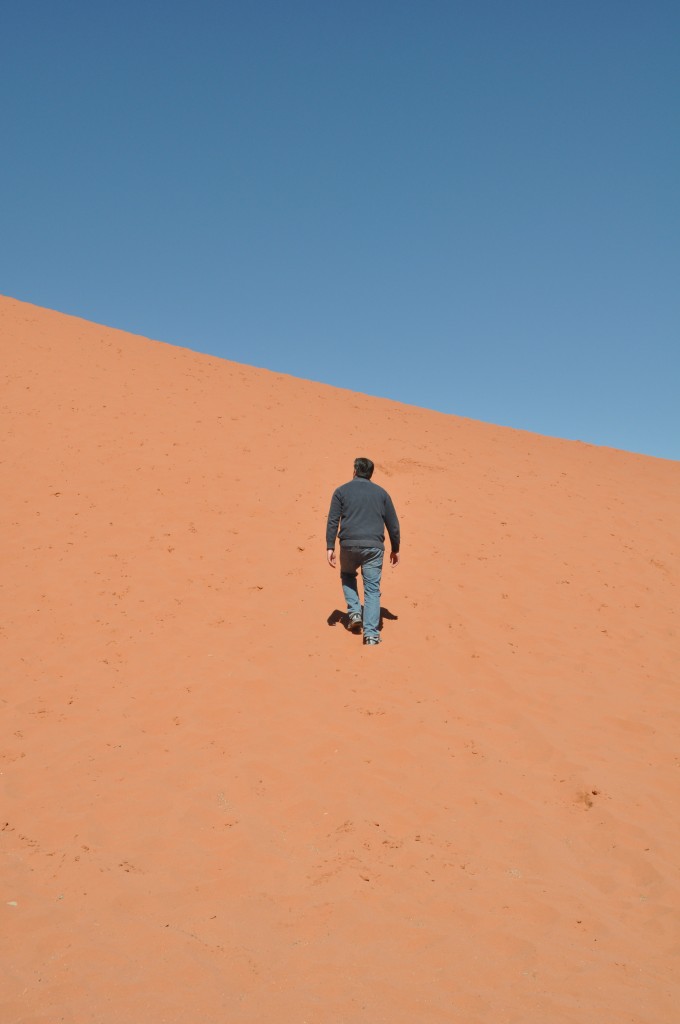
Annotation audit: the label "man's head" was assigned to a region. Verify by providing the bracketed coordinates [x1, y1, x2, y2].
[353, 457, 374, 479]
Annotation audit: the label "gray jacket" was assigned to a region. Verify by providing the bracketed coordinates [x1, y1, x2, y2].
[326, 478, 400, 552]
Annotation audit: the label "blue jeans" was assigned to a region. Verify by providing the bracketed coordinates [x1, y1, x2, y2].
[340, 547, 383, 640]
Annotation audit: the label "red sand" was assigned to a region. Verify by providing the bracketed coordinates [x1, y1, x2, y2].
[2, 294, 679, 1023]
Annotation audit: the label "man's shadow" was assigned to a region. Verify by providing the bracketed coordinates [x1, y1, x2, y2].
[327, 607, 398, 634]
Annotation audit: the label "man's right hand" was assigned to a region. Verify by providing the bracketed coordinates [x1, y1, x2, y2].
[390, 551, 400, 567]
[327, 549, 337, 568]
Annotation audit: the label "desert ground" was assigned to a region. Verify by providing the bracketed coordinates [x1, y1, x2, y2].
[2, 294, 679, 1023]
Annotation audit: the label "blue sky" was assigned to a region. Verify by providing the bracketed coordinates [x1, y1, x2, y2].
[2, 0, 678, 460]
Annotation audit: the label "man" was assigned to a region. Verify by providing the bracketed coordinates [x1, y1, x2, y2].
[326, 457, 400, 646]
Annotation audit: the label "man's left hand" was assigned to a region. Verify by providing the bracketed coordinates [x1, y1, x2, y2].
[327, 549, 337, 568]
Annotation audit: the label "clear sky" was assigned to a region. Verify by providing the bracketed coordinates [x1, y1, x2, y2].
[2, 1, 678, 460]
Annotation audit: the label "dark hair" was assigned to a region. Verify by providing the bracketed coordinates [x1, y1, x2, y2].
[354, 457, 374, 479]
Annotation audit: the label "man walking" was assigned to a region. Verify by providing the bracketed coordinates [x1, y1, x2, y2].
[326, 457, 400, 646]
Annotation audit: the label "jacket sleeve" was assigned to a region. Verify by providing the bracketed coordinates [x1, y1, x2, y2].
[384, 494, 400, 552]
[325, 489, 342, 549]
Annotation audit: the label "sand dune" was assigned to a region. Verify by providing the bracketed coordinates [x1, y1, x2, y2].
[2, 294, 679, 1023]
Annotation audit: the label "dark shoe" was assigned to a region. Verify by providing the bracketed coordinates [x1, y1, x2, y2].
[364, 635, 381, 646]
[348, 613, 363, 633]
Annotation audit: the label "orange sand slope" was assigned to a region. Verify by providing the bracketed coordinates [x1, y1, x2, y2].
[2, 294, 679, 1024]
